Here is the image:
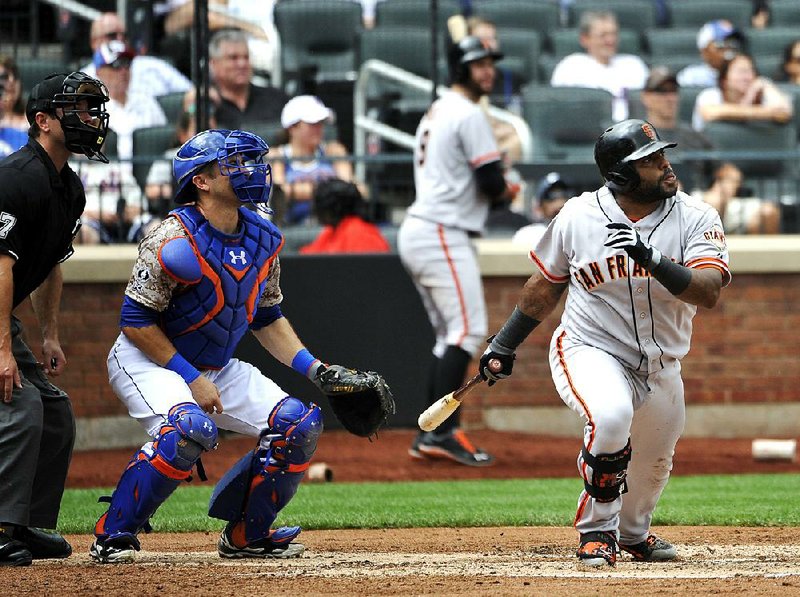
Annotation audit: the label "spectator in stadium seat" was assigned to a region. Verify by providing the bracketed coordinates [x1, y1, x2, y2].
[206, 29, 289, 130]
[271, 95, 362, 226]
[550, 11, 648, 122]
[0, 56, 28, 158]
[94, 40, 167, 161]
[692, 53, 793, 132]
[299, 178, 390, 254]
[677, 20, 746, 89]
[697, 162, 780, 234]
[778, 39, 800, 85]
[751, 0, 771, 29]
[511, 172, 571, 248]
[641, 66, 716, 192]
[82, 12, 192, 99]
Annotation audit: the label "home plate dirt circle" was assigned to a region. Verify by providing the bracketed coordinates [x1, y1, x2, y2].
[5, 527, 800, 595]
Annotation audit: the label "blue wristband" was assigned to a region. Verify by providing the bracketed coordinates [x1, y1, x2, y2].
[291, 348, 320, 378]
[165, 353, 201, 384]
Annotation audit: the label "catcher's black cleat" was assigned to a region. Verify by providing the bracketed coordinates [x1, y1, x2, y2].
[620, 534, 677, 561]
[15, 527, 72, 559]
[89, 533, 140, 564]
[0, 528, 32, 566]
[218, 524, 304, 559]
[577, 531, 617, 567]
[413, 429, 495, 467]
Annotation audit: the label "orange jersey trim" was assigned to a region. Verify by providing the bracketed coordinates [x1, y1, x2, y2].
[245, 236, 284, 323]
[469, 150, 502, 168]
[529, 250, 570, 283]
[438, 224, 469, 347]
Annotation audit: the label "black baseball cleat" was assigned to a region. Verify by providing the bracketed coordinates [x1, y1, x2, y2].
[89, 533, 140, 564]
[577, 531, 618, 567]
[620, 534, 677, 561]
[218, 524, 304, 559]
[0, 528, 32, 566]
[412, 429, 494, 467]
[14, 527, 72, 559]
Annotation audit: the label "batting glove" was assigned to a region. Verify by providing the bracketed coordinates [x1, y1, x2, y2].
[479, 336, 515, 386]
[604, 222, 656, 269]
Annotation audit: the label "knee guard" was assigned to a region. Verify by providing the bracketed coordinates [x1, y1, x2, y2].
[209, 398, 322, 545]
[580, 440, 631, 503]
[95, 403, 218, 540]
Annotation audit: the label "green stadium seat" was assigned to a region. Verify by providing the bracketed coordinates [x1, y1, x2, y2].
[360, 27, 439, 79]
[156, 91, 187, 124]
[375, 0, 460, 30]
[17, 57, 69, 96]
[747, 28, 799, 69]
[644, 28, 699, 62]
[770, 0, 800, 25]
[703, 121, 797, 178]
[521, 85, 613, 162]
[131, 125, 178, 191]
[472, 0, 561, 40]
[496, 29, 542, 89]
[274, 0, 363, 86]
[668, 0, 752, 31]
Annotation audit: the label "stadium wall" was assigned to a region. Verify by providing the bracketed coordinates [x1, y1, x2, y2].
[14, 237, 800, 449]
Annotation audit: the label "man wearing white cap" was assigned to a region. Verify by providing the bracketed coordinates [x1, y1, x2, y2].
[677, 20, 745, 89]
[271, 95, 361, 225]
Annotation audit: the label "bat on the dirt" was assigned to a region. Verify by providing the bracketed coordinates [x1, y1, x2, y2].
[417, 358, 501, 432]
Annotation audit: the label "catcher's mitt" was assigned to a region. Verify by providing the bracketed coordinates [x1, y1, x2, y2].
[313, 364, 395, 438]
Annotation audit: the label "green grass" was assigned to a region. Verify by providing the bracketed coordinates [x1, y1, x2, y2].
[59, 474, 800, 534]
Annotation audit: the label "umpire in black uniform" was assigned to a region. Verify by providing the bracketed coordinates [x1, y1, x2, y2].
[0, 72, 109, 566]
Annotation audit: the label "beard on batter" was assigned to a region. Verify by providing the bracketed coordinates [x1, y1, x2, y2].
[632, 170, 679, 204]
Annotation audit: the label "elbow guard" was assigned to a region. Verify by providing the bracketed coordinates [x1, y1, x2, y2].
[475, 161, 506, 202]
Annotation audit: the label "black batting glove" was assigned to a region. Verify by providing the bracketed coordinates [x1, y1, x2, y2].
[479, 336, 515, 386]
[604, 223, 654, 269]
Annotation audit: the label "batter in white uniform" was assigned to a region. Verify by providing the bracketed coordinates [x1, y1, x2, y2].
[399, 36, 510, 467]
[479, 119, 730, 566]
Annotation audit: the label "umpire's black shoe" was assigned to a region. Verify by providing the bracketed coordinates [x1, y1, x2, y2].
[414, 429, 495, 467]
[14, 527, 72, 559]
[0, 528, 33, 566]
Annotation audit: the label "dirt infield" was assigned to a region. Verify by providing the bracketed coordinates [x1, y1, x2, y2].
[5, 527, 800, 595]
[23, 430, 793, 595]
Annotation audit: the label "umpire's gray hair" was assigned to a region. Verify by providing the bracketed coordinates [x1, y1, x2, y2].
[578, 10, 618, 36]
[209, 29, 250, 58]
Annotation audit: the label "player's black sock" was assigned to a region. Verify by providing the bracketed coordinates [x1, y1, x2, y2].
[432, 346, 472, 434]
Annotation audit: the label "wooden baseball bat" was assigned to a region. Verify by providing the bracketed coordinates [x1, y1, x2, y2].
[417, 358, 501, 432]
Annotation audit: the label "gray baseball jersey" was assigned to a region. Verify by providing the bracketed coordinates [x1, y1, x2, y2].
[406, 90, 501, 233]
[531, 186, 731, 374]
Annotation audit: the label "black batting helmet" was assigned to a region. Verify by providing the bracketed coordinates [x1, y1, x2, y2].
[594, 119, 676, 193]
[447, 35, 503, 85]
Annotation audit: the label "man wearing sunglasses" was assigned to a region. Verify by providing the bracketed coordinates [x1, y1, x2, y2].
[82, 12, 191, 99]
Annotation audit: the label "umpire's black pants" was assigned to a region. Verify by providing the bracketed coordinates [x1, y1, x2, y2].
[0, 316, 75, 528]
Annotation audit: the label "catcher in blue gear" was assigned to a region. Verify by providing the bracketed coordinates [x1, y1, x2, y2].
[90, 129, 393, 564]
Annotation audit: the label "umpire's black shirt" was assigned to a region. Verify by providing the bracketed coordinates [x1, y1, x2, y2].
[0, 138, 85, 308]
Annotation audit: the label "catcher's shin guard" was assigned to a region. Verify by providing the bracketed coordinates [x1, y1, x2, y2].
[95, 403, 218, 540]
[209, 397, 322, 546]
[579, 440, 632, 503]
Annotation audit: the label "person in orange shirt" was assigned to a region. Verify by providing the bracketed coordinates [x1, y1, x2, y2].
[300, 178, 389, 254]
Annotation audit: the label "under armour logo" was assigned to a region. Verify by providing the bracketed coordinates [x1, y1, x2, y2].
[203, 421, 212, 431]
[228, 249, 248, 266]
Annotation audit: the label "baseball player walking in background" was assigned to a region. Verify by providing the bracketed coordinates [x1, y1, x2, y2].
[399, 36, 513, 467]
[0, 72, 110, 565]
[479, 120, 730, 565]
[90, 128, 388, 563]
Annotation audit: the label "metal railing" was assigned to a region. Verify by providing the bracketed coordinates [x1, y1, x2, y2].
[353, 59, 534, 182]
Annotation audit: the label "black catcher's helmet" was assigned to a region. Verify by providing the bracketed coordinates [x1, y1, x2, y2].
[447, 35, 503, 85]
[26, 71, 111, 163]
[594, 119, 676, 193]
